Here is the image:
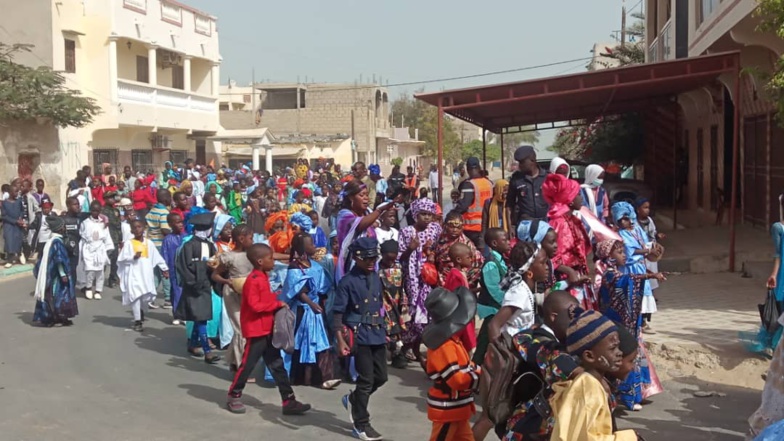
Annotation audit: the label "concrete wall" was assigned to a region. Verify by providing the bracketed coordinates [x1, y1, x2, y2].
[0, 121, 65, 205]
[688, 0, 757, 56]
[0, 0, 54, 68]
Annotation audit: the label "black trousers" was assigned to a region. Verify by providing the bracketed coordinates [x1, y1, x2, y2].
[107, 248, 119, 284]
[229, 335, 294, 401]
[350, 344, 388, 426]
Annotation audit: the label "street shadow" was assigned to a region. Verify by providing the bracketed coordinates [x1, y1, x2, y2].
[394, 395, 428, 414]
[91, 314, 133, 329]
[619, 376, 760, 441]
[178, 383, 351, 438]
[166, 355, 234, 382]
[14, 311, 34, 325]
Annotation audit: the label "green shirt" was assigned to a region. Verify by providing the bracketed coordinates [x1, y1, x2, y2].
[479, 249, 508, 319]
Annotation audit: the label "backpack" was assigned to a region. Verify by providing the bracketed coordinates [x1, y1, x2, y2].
[479, 332, 525, 425]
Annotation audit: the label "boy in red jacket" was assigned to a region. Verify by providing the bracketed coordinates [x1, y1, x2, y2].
[226, 243, 311, 416]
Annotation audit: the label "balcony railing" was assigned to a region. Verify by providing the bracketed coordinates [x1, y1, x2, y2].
[648, 19, 673, 62]
[117, 79, 216, 112]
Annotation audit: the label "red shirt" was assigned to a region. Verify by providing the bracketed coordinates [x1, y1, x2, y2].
[131, 188, 156, 211]
[444, 268, 477, 351]
[241, 269, 286, 338]
[171, 207, 189, 220]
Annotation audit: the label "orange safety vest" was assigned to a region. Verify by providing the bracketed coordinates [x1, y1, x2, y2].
[463, 178, 492, 232]
[405, 175, 419, 198]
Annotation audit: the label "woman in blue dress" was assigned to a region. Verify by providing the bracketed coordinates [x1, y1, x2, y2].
[282, 231, 340, 389]
[33, 216, 78, 326]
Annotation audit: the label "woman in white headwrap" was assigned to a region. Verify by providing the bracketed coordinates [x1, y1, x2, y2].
[580, 164, 611, 224]
[549, 157, 570, 177]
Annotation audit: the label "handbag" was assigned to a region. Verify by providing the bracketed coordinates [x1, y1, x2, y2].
[272, 307, 296, 354]
[758, 289, 782, 335]
[422, 261, 439, 287]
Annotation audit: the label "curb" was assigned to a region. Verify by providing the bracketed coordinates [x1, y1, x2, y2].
[0, 264, 34, 280]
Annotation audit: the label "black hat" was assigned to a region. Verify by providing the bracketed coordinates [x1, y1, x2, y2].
[466, 157, 481, 169]
[514, 145, 536, 162]
[422, 287, 477, 350]
[188, 212, 216, 231]
[46, 215, 65, 232]
[349, 237, 380, 260]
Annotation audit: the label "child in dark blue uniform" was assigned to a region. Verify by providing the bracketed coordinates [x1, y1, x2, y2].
[333, 237, 388, 441]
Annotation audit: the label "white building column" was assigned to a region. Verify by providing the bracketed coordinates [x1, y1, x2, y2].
[211, 62, 220, 96]
[252, 142, 261, 171]
[183, 56, 192, 92]
[108, 36, 118, 103]
[265, 145, 273, 173]
[147, 44, 158, 86]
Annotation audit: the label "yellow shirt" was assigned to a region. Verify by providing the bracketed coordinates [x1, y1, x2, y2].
[131, 239, 149, 258]
[549, 373, 638, 441]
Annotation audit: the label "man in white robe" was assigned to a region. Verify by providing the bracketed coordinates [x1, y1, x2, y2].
[78, 201, 114, 300]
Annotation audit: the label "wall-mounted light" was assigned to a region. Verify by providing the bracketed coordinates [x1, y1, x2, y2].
[126, 41, 132, 50]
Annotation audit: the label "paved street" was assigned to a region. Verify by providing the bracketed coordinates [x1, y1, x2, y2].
[0, 274, 763, 441]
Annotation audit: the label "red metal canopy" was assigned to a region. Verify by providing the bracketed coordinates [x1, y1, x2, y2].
[415, 51, 743, 271]
[415, 51, 739, 133]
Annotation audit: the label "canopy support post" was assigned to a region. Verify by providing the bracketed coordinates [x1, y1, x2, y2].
[437, 99, 444, 206]
[729, 60, 741, 272]
[500, 132, 505, 179]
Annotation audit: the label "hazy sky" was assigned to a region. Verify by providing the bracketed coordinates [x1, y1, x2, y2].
[187, 0, 640, 147]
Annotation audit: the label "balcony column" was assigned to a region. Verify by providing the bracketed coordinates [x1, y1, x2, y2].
[147, 44, 158, 86]
[108, 36, 118, 103]
[183, 56, 192, 92]
[252, 141, 261, 171]
[265, 145, 273, 173]
[211, 62, 220, 96]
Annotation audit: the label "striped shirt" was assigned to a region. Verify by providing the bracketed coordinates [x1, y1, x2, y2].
[426, 336, 480, 423]
[145, 203, 170, 249]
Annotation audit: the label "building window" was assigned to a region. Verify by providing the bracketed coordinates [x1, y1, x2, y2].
[132, 150, 153, 174]
[219, 103, 229, 111]
[698, 0, 720, 26]
[170, 150, 188, 166]
[136, 56, 149, 83]
[93, 149, 118, 173]
[260, 88, 305, 110]
[64, 39, 76, 73]
[172, 65, 184, 90]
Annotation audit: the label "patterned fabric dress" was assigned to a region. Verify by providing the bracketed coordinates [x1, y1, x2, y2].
[397, 222, 442, 344]
[599, 268, 653, 409]
[379, 262, 407, 340]
[434, 233, 484, 287]
[33, 236, 78, 325]
[550, 213, 595, 310]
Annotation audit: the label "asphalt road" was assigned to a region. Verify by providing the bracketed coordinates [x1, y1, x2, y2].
[0, 275, 762, 441]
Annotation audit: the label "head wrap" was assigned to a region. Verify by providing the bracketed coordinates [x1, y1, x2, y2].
[584, 164, 605, 189]
[213, 214, 235, 242]
[611, 201, 636, 224]
[595, 239, 621, 261]
[290, 212, 313, 232]
[488, 179, 510, 232]
[517, 219, 552, 244]
[179, 179, 193, 191]
[411, 197, 436, 218]
[500, 244, 541, 291]
[46, 216, 65, 232]
[264, 211, 288, 233]
[634, 197, 649, 209]
[293, 179, 305, 189]
[549, 157, 570, 175]
[542, 174, 581, 218]
[368, 164, 381, 176]
[566, 309, 618, 357]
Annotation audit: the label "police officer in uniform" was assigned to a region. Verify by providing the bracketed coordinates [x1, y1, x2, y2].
[334, 237, 387, 441]
[507, 145, 549, 227]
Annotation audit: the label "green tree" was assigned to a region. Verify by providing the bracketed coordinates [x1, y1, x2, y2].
[500, 130, 539, 165]
[461, 139, 501, 162]
[0, 43, 100, 127]
[754, 1, 784, 125]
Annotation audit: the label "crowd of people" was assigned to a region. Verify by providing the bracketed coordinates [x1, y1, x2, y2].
[13, 147, 677, 441]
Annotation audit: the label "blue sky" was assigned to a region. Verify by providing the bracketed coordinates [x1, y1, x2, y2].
[187, 0, 640, 147]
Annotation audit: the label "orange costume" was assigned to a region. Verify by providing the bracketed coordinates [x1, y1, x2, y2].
[265, 212, 293, 254]
[426, 336, 480, 441]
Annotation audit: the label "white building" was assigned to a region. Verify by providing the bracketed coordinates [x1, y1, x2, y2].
[0, 0, 222, 204]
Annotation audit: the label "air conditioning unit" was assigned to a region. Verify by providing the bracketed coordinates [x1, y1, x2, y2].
[149, 134, 171, 150]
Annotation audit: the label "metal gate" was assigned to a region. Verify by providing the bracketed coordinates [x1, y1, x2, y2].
[743, 115, 768, 226]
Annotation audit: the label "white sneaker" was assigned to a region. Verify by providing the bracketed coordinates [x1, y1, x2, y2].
[85, 290, 94, 300]
[94, 292, 102, 300]
[19, 254, 26, 265]
[4, 263, 11, 269]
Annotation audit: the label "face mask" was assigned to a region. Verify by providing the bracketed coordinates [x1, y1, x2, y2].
[592, 179, 604, 187]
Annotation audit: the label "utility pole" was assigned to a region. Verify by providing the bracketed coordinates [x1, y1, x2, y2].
[351, 109, 356, 164]
[251, 68, 256, 125]
[621, 0, 627, 47]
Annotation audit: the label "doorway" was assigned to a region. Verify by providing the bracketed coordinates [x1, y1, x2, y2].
[196, 140, 206, 165]
[18, 153, 39, 182]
